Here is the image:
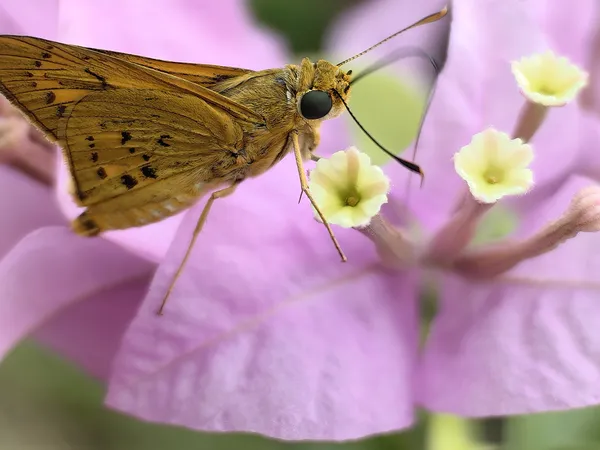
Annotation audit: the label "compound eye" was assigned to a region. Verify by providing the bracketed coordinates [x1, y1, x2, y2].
[299, 90, 333, 120]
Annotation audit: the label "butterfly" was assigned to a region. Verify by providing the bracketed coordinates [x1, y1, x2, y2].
[0, 6, 448, 313]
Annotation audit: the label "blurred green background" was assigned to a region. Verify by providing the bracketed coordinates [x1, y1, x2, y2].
[2, 1, 599, 449]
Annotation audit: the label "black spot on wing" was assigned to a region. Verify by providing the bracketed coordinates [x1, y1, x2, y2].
[121, 131, 132, 145]
[45, 91, 56, 104]
[157, 134, 171, 147]
[121, 174, 138, 190]
[97, 167, 107, 179]
[141, 166, 157, 179]
[213, 74, 232, 82]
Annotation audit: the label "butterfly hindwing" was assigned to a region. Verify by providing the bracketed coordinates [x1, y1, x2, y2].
[66, 87, 246, 205]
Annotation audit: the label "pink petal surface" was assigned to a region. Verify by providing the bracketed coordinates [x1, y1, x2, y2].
[0, 166, 64, 258]
[0, 0, 59, 38]
[52, 0, 289, 262]
[0, 154, 155, 381]
[35, 274, 152, 380]
[0, 226, 154, 368]
[1, 166, 153, 382]
[575, 2, 600, 118]
[0, 124, 156, 379]
[56, 0, 285, 69]
[107, 161, 420, 440]
[412, 0, 600, 417]
[419, 174, 600, 415]
[535, 0, 596, 67]
[576, 112, 600, 180]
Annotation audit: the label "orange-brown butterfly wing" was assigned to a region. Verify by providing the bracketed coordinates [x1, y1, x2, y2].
[92, 48, 254, 87]
[0, 35, 264, 140]
[0, 35, 265, 234]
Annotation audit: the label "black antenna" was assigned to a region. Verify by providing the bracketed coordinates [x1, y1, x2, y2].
[347, 46, 442, 180]
[337, 6, 448, 67]
[332, 90, 423, 177]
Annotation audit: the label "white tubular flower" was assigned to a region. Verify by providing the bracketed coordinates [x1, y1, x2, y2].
[511, 50, 588, 106]
[454, 128, 534, 204]
[308, 147, 390, 228]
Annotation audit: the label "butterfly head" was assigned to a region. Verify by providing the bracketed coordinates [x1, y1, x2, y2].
[297, 58, 352, 122]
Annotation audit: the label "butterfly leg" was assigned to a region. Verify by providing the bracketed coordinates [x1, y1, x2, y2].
[307, 128, 323, 162]
[157, 181, 240, 315]
[294, 153, 321, 199]
[291, 132, 347, 262]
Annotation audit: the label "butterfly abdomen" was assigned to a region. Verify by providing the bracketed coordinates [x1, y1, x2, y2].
[72, 211, 102, 237]
[71, 199, 186, 236]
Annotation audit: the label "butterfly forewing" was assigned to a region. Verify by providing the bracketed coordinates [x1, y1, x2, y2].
[92, 48, 254, 87]
[0, 36, 264, 138]
[0, 35, 268, 233]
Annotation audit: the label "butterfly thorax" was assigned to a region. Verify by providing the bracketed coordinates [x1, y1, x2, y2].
[209, 57, 352, 180]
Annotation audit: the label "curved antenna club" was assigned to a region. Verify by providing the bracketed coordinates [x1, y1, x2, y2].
[337, 5, 448, 67]
[332, 90, 423, 179]
[339, 47, 441, 184]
